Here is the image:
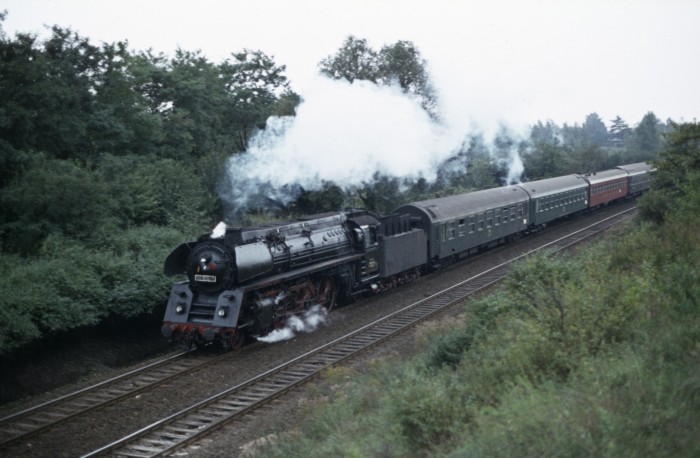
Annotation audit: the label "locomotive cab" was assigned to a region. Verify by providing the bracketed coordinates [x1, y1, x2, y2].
[346, 212, 381, 280]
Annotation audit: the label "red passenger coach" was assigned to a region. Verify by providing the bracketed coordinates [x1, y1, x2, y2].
[583, 169, 629, 207]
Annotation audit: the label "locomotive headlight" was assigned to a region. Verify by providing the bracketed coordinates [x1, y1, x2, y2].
[217, 307, 227, 318]
[175, 304, 185, 314]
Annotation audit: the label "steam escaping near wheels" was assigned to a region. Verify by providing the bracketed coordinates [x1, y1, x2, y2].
[256, 305, 329, 343]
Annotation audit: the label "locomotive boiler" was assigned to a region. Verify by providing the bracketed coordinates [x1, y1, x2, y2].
[162, 210, 427, 348]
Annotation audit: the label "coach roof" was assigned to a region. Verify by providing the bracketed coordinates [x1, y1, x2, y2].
[616, 162, 655, 176]
[515, 174, 588, 198]
[581, 168, 629, 185]
[396, 185, 529, 224]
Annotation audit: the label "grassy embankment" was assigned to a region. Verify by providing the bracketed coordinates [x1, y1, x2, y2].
[258, 200, 699, 456]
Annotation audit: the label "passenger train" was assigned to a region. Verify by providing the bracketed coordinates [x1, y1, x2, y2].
[161, 162, 653, 349]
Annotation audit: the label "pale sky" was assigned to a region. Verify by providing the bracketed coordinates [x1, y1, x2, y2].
[2, 0, 699, 129]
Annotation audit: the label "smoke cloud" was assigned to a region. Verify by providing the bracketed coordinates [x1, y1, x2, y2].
[222, 76, 465, 213]
[221, 74, 528, 216]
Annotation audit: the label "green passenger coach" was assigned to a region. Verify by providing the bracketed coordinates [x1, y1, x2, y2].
[394, 185, 530, 265]
[516, 174, 590, 226]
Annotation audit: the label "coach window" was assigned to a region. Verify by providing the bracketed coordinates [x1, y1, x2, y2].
[468, 215, 475, 233]
[502, 208, 508, 223]
[495, 209, 501, 225]
[517, 203, 523, 218]
[486, 211, 493, 228]
[448, 221, 456, 240]
[458, 218, 466, 236]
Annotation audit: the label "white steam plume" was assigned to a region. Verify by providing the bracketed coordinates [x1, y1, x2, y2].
[256, 305, 329, 344]
[221, 76, 465, 213]
[210, 221, 227, 238]
[221, 74, 531, 215]
[506, 150, 525, 185]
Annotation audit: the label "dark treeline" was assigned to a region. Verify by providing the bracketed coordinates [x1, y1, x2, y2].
[0, 16, 672, 356]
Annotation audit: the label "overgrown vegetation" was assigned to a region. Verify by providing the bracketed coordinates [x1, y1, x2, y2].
[256, 124, 700, 456]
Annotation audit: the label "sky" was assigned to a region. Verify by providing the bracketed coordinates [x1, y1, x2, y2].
[2, 0, 699, 128]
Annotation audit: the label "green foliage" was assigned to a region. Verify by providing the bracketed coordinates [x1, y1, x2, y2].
[582, 112, 609, 147]
[319, 35, 438, 118]
[0, 225, 187, 354]
[0, 159, 113, 253]
[85, 225, 187, 317]
[609, 115, 632, 144]
[0, 155, 210, 254]
[639, 121, 700, 223]
[95, 154, 213, 227]
[525, 123, 570, 179]
[0, 238, 104, 354]
[0, 17, 297, 162]
[385, 369, 475, 452]
[377, 40, 438, 118]
[453, 344, 699, 457]
[292, 182, 346, 215]
[318, 35, 379, 83]
[422, 292, 513, 369]
[627, 112, 664, 161]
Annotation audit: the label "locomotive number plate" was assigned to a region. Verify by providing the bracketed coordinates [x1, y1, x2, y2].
[194, 274, 217, 283]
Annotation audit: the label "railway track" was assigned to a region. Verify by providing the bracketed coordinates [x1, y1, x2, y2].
[82, 206, 636, 457]
[0, 349, 235, 448]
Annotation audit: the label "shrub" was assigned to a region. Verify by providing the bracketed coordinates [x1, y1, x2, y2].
[0, 224, 192, 355]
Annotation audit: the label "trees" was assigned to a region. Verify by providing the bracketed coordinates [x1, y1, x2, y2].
[0, 16, 299, 355]
[626, 112, 664, 162]
[609, 115, 631, 146]
[581, 112, 609, 148]
[0, 13, 297, 164]
[0, 159, 113, 254]
[319, 35, 438, 118]
[377, 40, 438, 118]
[525, 121, 569, 179]
[221, 49, 295, 151]
[639, 121, 700, 223]
[318, 35, 378, 83]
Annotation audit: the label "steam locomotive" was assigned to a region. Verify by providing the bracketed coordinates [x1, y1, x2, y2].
[162, 162, 652, 349]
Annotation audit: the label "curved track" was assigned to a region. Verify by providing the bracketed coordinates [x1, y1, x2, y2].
[83, 206, 636, 457]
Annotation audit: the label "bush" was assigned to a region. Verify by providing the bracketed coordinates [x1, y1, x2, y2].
[0, 224, 192, 356]
[0, 243, 104, 354]
[385, 368, 474, 452]
[0, 159, 113, 253]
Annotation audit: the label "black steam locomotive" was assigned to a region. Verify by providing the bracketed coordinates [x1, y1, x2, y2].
[162, 162, 652, 349]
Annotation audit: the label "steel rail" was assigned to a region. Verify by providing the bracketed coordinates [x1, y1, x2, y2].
[0, 348, 236, 448]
